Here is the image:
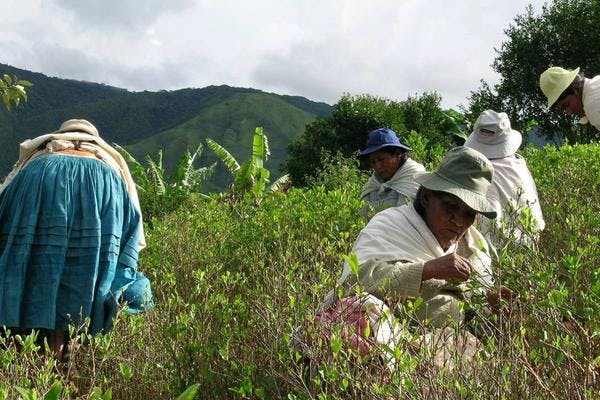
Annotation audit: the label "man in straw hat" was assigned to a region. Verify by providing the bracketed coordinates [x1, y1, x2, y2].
[465, 110, 544, 246]
[539, 66, 600, 131]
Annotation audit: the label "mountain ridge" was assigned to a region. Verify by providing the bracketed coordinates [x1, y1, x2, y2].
[0, 63, 332, 190]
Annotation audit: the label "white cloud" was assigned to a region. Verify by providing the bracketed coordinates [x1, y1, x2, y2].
[0, 0, 547, 108]
[51, 0, 196, 30]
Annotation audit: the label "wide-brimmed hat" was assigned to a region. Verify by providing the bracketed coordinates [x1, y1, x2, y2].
[539, 66, 580, 109]
[52, 119, 99, 137]
[359, 128, 411, 156]
[464, 110, 522, 159]
[415, 146, 497, 219]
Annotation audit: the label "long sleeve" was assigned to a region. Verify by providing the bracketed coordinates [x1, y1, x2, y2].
[343, 259, 424, 301]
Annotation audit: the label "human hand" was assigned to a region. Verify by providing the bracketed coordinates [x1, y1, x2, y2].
[486, 286, 516, 313]
[422, 253, 472, 282]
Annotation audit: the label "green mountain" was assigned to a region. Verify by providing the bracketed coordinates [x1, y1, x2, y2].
[0, 63, 332, 191]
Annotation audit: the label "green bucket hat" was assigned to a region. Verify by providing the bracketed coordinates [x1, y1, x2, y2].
[415, 146, 497, 219]
[539, 66, 580, 109]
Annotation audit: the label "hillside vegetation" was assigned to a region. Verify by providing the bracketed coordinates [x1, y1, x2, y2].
[1, 143, 598, 399]
[0, 63, 331, 191]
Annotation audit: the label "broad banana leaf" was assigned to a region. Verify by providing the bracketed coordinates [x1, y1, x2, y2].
[113, 143, 150, 190]
[266, 174, 290, 195]
[206, 138, 240, 173]
[233, 159, 254, 192]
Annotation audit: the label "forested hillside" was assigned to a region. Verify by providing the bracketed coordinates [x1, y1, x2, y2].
[0, 63, 331, 190]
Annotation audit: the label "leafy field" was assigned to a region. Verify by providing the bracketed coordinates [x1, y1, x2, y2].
[0, 143, 598, 399]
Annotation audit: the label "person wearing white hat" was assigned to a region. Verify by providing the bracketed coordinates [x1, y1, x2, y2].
[465, 110, 545, 246]
[539, 66, 600, 131]
[0, 119, 153, 360]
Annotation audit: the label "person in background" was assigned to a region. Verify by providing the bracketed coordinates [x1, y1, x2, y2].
[0, 119, 153, 360]
[359, 128, 425, 216]
[539, 66, 600, 131]
[464, 110, 545, 246]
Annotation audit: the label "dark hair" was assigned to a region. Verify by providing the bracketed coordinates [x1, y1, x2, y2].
[379, 146, 407, 156]
[556, 73, 585, 103]
[413, 186, 447, 217]
[413, 186, 473, 217]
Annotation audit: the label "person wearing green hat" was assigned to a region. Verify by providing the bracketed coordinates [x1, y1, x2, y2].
[316, 147, 510, 370]
[539, 66, 600, 131]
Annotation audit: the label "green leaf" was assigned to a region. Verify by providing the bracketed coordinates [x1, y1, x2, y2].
[113, 143, 149, 189]
[342, 253, 360, 276]
[176, 383, 199, 400]
[233, 160, 254, 191]
[266, 174, 290, 194]
[15, 387, 37, 400]
[43, 382, 62, 400]
[252, 127, 267, 169]
[206, 138, 240, 173]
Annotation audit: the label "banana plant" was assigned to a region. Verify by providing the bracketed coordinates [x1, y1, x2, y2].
[114, 144, 215, 219]
[442, 108, 471, 143]
[0, 73, 32, 110]
[206, 127, 290, 201]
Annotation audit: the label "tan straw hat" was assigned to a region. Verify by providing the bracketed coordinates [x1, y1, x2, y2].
[464, 110, 522, 159]
[539, 66, 580, 109]
[415, 146, 497, 219]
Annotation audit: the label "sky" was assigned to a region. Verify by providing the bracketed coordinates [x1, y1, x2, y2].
[0, 0, 547, 109]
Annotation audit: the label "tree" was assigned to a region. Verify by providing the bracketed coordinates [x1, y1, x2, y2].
[465, 0, 600, 143]
[286, 93, 456, 186]
[207, 127, 289, 202]
[0, 73, 32, 110]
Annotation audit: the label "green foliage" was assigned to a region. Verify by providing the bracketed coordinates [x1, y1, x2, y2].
[306, 152, 368, 193]
[465, 0, 600, 143]
[287, 92, 456, 185]
[175, 384, 199, 400]
[115, 143, 215, 220]
[1, 143, 599, 398]
[207, 127, 290, 202]
[0, 73, 32, 110]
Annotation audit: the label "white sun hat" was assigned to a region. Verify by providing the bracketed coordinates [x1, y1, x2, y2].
[539, 66, 580, 109]
[52, 119, 99, 137]
[464, 110, 522, 159]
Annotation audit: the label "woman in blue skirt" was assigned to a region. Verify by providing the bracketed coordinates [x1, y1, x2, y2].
[0, 119, 153, 360]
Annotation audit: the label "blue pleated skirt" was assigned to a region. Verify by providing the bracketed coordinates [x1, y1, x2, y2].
[0, 154, 143, 334]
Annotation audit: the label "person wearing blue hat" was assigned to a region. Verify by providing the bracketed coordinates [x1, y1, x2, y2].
[359, 128, 425, 216]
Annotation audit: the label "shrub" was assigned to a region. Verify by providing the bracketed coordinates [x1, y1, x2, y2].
[2, 143, 598, 399]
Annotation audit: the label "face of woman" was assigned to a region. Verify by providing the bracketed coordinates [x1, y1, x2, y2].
[422, 191, 477, 250]
[369, 151, 403, 182]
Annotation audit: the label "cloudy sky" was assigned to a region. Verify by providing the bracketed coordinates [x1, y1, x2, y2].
[0, 0, 546, 109]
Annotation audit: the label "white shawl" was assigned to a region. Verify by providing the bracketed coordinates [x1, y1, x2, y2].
[478, 154, 545, 244]
[340, 204, 492, 288]
[360, 158, 426, 201]
[0, 132, 146, 250]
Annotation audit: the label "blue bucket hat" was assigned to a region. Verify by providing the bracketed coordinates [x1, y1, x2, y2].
[359, 128, 412, 156]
